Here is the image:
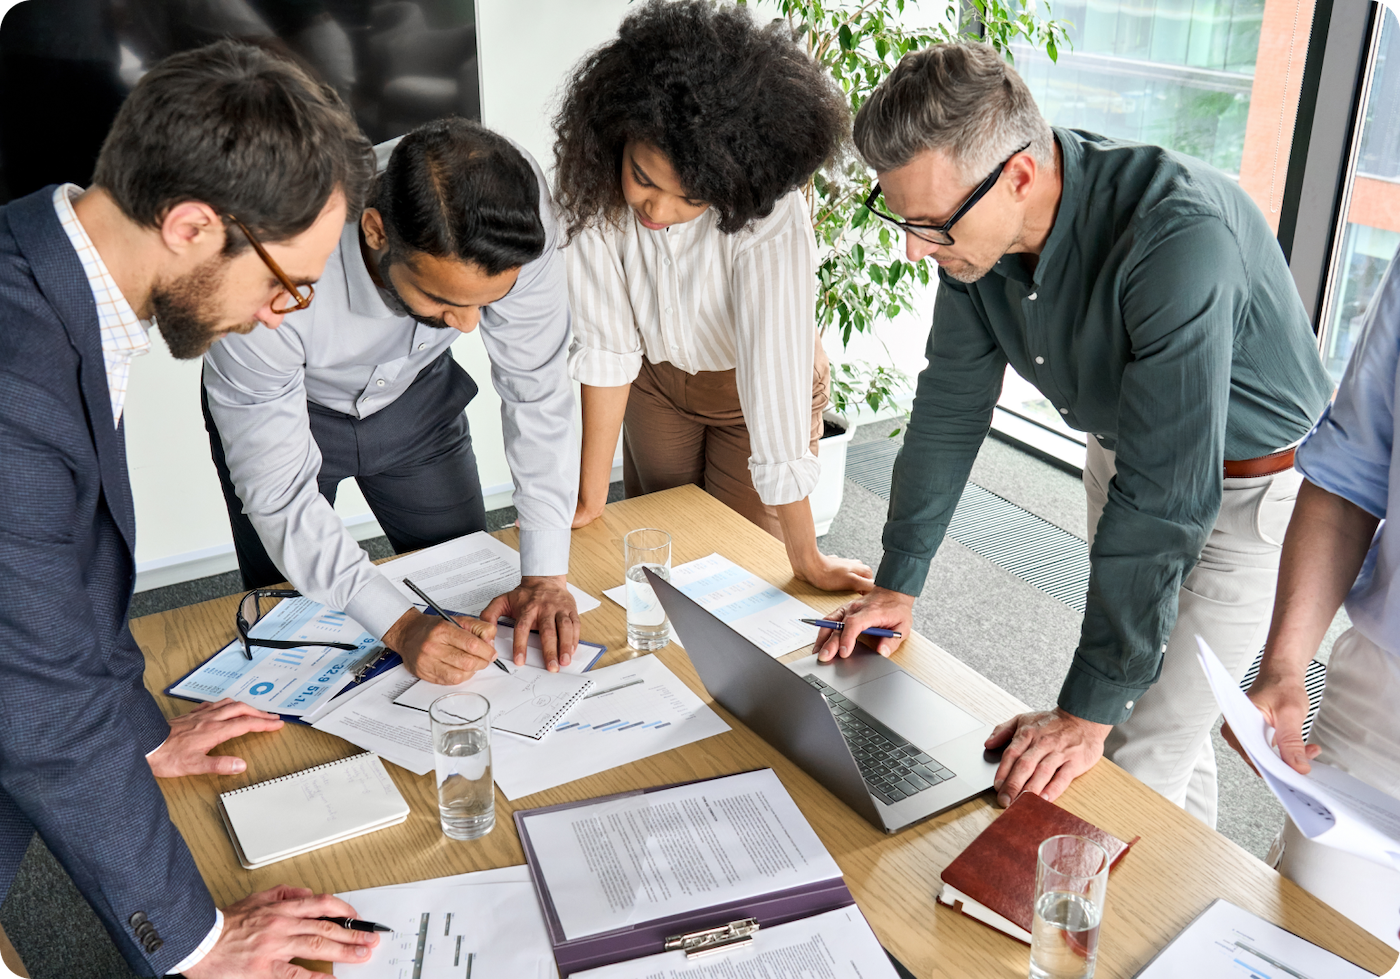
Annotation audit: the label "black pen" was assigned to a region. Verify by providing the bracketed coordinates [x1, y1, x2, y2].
[317, 916, 391, 933]
[403, 577, 512, 675]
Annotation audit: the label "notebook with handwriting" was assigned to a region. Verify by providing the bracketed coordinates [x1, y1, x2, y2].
[217, 753, 410, 870]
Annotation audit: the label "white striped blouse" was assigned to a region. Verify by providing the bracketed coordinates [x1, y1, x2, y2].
[566, 190, 822, 507]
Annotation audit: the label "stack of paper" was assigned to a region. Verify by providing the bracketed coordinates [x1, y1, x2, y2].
[395, 665, 594, 740]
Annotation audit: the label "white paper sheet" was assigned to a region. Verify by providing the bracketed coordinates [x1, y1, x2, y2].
[310, 665, 435, 775]
[334, 869, 555, 978]
[379, 530, 601, 615]
[490, 654, 730, 800]
[168, 597, 385, 716]
[1135, 897, 1374, 978]
[571, 906, 898, 979]
[1197, 636, 1400, 870]
[487, 623, 606, 674]
[523, 769, 842, 940]
[605, 553, 820, 657]
[394, 664, 593, 740]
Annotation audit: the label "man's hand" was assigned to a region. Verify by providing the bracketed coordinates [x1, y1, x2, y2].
[384, 608, 497, 685]
[813, 587, 914, 661]
[148, 699, 284, 778]
[481, 575, 579, 672]
[793, 552, 876, 595]
[1223, 668, 1321, 775]
[183, 886, 378, 978]
[985, 709, 1112, 807]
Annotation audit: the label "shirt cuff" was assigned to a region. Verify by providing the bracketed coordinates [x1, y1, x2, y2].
[518, 528, 571, 578]
[1056, 659, 1150, 726]
[346, 574, 416, 641]
[169, 908, 223, 974]
[748, 453, 821, 507]
[875, 551, 933, 598]
[567, 343, 641, 387]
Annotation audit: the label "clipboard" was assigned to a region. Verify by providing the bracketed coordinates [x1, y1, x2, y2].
[514, 770, 855, 976]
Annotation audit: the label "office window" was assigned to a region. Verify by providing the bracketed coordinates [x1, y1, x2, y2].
[1319, 8, 1400, 382]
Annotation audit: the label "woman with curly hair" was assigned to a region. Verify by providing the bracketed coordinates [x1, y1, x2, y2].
[557, 0, 873, 594]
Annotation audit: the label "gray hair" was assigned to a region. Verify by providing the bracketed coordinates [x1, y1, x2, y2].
[853, 41, 1055, 183]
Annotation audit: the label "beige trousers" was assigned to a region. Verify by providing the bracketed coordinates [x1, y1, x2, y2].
[622, 341, 829, 539]
[1275, 627, 1400, 950]
[1084, 439, 1300, 827]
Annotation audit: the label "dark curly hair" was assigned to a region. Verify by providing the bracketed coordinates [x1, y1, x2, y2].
[552, 0, 849, 239]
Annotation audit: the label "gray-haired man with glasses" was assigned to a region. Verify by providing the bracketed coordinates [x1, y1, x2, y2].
[817, 40, 1332, 829]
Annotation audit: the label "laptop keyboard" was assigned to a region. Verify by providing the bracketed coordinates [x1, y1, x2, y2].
[802, 674, 957, 806]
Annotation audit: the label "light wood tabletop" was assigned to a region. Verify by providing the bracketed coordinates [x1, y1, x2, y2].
[133, 484, 1397, 978]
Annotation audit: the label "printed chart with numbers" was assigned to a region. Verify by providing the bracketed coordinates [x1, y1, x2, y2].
[167, 596, 384, 716]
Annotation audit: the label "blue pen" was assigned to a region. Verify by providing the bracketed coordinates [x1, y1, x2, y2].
[800, 618, 903, 639]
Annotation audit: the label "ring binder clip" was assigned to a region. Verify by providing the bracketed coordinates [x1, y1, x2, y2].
[664, 918, 759, 959]
[351, 648, 389, 682]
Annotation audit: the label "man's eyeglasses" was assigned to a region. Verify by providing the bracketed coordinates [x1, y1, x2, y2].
[864, 142, 1032, 247]
[226, 216, 315, 314]
[236, 588, 358, 661]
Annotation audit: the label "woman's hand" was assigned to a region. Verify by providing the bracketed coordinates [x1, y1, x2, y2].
[793, 551, 875, 594]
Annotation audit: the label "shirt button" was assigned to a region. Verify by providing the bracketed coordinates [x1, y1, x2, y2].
[664, 258, 671, 267]
[1059, 407, 1068, 415]
[665, 306, 673, 314]
[1125, 700, 1135, 710]
[1034, 356, 1045, 365]
[1161, 643, 1168, 652]
[376, 379, 385, 387]
[1029, 292, 1038, 300]
[417, 343, 426, 351]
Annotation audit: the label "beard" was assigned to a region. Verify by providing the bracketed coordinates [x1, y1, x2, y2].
[376, 253, 451, 330]
[940, 257, 996, 284]
[149, 256, 257, 359]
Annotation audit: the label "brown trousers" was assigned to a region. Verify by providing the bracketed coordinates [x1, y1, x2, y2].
[622, 338, 830, 539]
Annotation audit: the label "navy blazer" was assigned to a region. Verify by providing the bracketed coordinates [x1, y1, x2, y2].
[0, 187, 216, 974]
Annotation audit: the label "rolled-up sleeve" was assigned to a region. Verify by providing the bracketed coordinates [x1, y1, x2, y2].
[1295, 252, 1400, 520]
[731, 207, 821, 507]
[203, 328, 412, 639]
[567, 226, 644, 387]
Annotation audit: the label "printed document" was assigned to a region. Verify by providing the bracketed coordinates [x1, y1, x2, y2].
[335, 866, 553, 978]
[604, 553, 822, 657]
[168, 596, 384, 716]
[490, 654, 730, 800]
[1197, 637, 1400, 870]
[523, 768, 842, 940]
[379, 530, 601, 615]
[571, 906, 898, 979]
[310, 665, 434, 775]
[394, 664, 593, 740]
[1134, 897, 1373, 978]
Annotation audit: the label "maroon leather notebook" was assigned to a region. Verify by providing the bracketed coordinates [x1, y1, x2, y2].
[939, 793, 1137, 935]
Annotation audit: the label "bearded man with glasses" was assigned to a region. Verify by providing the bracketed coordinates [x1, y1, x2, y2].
[817, 40, 1333, 831]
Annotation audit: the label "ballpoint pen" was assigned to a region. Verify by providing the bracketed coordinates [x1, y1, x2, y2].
[315, 916, 392, 933]
[799, 618, 903, 639]
[403, 577, 512, 674]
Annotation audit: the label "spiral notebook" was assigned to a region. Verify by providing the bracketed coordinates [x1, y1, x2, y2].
[394, 665, 594, 740]
[217, 753, 410, 870]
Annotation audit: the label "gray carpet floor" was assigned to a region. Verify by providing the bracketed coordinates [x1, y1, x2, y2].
[0, 431, 1346, 976]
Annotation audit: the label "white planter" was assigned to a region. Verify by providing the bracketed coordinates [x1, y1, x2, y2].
[811, 410, 857, 536]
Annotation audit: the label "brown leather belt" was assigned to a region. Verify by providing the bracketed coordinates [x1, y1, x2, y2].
[1223, 447, 1295, 479]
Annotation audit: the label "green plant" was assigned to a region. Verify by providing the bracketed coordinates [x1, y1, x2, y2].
[741, 0, 1071, 429]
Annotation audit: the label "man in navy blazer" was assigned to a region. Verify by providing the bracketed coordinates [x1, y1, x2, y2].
[0, 42, 382, 977]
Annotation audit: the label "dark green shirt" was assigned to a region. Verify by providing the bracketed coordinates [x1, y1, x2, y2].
[877, 128, 1332, 725]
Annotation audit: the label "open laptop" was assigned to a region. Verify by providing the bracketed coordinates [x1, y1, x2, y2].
[647, 569, 999, 833]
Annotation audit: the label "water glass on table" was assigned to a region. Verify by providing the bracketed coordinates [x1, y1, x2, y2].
[430, 692, 494, 840]
[624, 528, 671, 651]
[1030, 835, 1109, 979]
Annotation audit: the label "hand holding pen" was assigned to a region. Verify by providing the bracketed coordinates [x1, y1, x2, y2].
[810, 588, 916, 663]
[382, 579, 503, 684]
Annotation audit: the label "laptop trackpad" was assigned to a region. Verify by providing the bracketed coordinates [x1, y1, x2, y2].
[843, 672, 982, 749]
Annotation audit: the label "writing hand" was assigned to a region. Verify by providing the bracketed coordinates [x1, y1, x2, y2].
[148, 699, 283, 778]
[481, 575, 579, 672]
[985, 708, 1111, 807]
[384, 608, 497, 684]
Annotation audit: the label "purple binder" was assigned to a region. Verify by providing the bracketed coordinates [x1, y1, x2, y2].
[515, 771, 855, 976]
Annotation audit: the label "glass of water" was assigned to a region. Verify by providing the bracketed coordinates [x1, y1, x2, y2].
[1030, 835, 1109, 979]
[624, 528, 671, 650]
[430, 692, 494, 840]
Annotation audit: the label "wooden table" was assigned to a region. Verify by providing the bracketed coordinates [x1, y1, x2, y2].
[134, 485, 1397, 978]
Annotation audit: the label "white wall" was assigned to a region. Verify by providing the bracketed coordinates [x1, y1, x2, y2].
[129, 0, 632, 590]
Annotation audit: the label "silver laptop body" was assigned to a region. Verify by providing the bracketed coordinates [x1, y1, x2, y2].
[647, 569, 999, 833]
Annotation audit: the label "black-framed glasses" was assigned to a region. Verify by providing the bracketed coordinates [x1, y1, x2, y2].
[226, 216, 316, 315]
[864, 142, 1032, 247]
[235, 588, 358, 661]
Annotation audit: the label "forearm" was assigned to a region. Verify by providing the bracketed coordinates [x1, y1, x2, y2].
[776, 498, 820, 571]
[579, 383, 630, 511]
[1262, 479, 1378, 676]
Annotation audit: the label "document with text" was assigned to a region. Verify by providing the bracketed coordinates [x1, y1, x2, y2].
[523, 769, 842, 940]
[571, 906, 898, 979]
[309, 664, 434, 775]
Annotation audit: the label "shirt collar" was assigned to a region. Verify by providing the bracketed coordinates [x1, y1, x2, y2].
[1032, 128, 1081, 285]
[53, 183, 151, 357]
[341, 219, 398, 319]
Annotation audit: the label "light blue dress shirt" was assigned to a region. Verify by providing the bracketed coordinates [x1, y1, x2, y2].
[1295, 250, 1400, 654]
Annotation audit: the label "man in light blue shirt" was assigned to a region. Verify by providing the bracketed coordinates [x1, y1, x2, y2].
[1227, 251, 1400, 948]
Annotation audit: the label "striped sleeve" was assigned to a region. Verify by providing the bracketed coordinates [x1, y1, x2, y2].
[731, 194, 821, 506]
[566, 224, 644, 387]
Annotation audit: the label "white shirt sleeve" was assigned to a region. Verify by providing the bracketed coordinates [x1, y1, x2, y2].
[169, 909, 224, 974]
[566, 224, 645, 388]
